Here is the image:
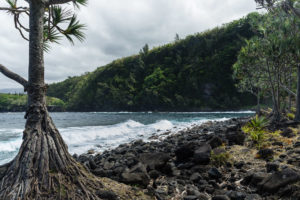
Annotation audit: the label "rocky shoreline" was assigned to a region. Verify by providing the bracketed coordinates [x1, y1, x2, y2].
[75, 117, 300, 200]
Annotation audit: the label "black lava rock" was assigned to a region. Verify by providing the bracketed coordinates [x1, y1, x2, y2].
[258, 149, 274, 160]
[260, 168, 300, 193]
[193, 144, 212, 165]
[266, 162, 279, 173]
[96, 189, 118, 200]
[208, 167, 222, 179]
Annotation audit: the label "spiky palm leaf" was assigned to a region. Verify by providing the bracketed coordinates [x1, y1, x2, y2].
[52, 6, 73, 26]
[44, 4, 87, 49]
[62, 15, 86, 44]
[73, 0, 88, 8]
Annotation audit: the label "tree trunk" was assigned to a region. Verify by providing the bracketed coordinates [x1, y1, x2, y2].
[266, 60, 280, 122]
[276, 64, 281, 120]
[288, 66, 292, 112]
[295, 64, 300, 121]
[256, 92, 261, 115]
[269, 80, 281, 122]
[0, 1, 102, 199]
[272, 95, 281, 122]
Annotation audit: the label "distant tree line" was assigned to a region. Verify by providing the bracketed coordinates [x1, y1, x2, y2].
[0, 94, 66, 112]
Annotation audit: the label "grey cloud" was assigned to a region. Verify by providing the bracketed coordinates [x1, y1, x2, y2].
[0, 0, 257, 89]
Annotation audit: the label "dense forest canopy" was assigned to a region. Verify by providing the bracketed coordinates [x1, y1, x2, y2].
[47, 13, 262, 111]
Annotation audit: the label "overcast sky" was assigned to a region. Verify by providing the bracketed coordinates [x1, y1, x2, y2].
[0, 0, 258, 89]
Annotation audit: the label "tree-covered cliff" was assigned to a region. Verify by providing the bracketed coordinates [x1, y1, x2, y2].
[47, 13, 261, 111]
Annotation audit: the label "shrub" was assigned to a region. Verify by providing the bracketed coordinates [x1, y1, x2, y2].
[248, 115, 268, 132]
[211, 150, 230, 167]
[249, 131, 265, 149]
[242, 115, 269, 149]
[287, 113, 295, 120]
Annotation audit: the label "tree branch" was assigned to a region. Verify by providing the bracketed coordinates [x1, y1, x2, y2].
[0, 7, 29, 13]
[0, 64, 28, 90]
[1, 6, 30, 41]
[255, 0, 300, 17]
[16, 15, 30, 32]
[280, 83, 296, 97]
[14, 14, 29, 41]
[289, 5, 300, 17]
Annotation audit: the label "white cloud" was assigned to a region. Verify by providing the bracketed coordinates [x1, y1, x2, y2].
[0, 0, 257, 89]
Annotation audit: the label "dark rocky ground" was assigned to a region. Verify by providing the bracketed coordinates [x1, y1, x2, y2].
[74, 117, 300, 200]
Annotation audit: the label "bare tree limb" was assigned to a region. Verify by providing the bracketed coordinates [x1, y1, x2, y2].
[292, 7, 300, 17]
[256, 0, 300, 17]
[0, 7, 29, 13]
[14, 14, 29, 41]
[1, 6, 30, 41]
[287, 2, 300, 17]
[16, 16, 30, 32]
[0, 64, 28, 90]
[280, 83, 296, 97]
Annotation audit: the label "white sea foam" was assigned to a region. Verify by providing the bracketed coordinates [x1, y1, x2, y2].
[159, 111, 255, 114]
[60, 119, 175, 155]
[88, 111, 254, 114]
[0, 129, 23, 152]
[0, 138, 22, 152]
[0, 118, 231, 158]
[149, 120, 173, 130]
[0, 112, 252, 165]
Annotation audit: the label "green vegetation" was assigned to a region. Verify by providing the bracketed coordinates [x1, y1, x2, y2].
[247, 115, 268, 132]
[287, 112, 295, 120]
[47, 13, 261, 111]
[211, 149, 231, 167]
[46, 2, 299, 114]
[234, 3, 300, 121]
[0, 94, 27, 110]
[242, 115, 287, 150]
[242, 115, 269, 149]
[0, 94, 65, 111]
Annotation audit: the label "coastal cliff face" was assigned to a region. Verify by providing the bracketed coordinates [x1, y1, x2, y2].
[47, 13, 260, 112]
[72, 117, 300, 200]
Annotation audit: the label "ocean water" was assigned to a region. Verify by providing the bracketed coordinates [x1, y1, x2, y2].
[0, 111, 254, 165]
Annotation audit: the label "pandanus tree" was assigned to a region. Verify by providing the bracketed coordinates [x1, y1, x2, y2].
[234, 9, 300, 122]
[255, 0, 300, 17]
[255, 0, 300, 121]
[0, 0, 103, 199]
[233, 37, 267, 115]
